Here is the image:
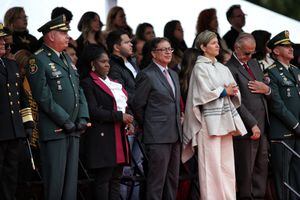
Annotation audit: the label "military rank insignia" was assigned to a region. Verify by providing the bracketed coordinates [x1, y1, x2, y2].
[29, 59, 38, 74]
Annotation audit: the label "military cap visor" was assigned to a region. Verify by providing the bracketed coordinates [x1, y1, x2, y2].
[38, 15, 70, 34]
[267, 30, 294, 49]
[0, 23, 8, 37]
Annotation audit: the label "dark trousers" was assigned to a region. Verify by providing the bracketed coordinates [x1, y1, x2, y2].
[270, 138, 300, 200]
[40, 136, 79, 200]
[234, 134, 269, 199]
[145, 141, 180, 200]
[92, 165, 123, 200]
[0, 139, 22, 200]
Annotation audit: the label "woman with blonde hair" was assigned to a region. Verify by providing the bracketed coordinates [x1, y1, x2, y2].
[182, 30, 246, 199]
[76, 11, 105, 57]
[4, 7, 38, 53]
[104, 6, 133, 38]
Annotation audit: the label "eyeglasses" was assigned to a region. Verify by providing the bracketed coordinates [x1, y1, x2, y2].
[154, 47, 174, 53]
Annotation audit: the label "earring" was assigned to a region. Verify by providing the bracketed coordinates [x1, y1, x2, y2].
[91, 65, 95, 72]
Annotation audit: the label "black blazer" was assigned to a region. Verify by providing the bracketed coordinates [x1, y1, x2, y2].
[81, 76, 126, 169]
[0, 58, 32, 141]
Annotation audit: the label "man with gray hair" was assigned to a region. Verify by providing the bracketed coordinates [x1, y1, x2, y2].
[226, 33, 270, 199]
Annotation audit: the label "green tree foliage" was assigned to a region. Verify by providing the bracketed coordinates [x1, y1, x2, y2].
[247, 0, 300, 21]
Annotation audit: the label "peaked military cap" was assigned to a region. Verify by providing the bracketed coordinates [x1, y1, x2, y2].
[38, 15, 70, 35]
[267, 30, 293, 49]
[0, 23, 8, 37]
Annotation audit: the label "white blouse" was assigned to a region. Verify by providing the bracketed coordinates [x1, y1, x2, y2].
[99, 77, 128, 113]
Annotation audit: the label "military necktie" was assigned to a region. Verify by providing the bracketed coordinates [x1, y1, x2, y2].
[59, 53, 68, 66]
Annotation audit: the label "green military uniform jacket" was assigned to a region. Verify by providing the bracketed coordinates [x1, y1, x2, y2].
[26, 44, 89, 141]
[267, 60, 300, 139]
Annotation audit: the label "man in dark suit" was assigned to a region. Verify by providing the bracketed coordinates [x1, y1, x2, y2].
[0, 23, 34, 200]
[226, 33, 270, 199]
[133, 37, 182, 200]
[266, 31, 300, 200]
[26, 16, 89, 200]
[223, 5, 246, 51]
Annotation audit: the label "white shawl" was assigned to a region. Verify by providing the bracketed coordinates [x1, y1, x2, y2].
[182, 56, 247, 163]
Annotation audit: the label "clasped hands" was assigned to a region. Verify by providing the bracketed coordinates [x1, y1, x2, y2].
[224, 83, 239, 96]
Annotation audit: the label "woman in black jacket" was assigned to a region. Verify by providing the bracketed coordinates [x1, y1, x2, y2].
[80, 45, 134, 200]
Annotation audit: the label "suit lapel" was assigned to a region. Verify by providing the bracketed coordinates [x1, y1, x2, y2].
[152, 63, 175, 99]
[90, 71, 114, 98]
[0, 60, 7, 76]
[169, 69, 178, 99]
[230, 56, 253, 81]
[248, 59, 263, 81]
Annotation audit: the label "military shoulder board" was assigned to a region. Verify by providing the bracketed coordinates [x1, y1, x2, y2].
[34, 48, 44, 55]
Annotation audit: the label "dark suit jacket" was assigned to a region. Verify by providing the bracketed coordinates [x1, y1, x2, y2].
[0, 58, 33, 141]
[133, 62, 182, 144]
[267, 61, 300, 139]
[81, 75, 129, 169]
[227, 56, 269, 137]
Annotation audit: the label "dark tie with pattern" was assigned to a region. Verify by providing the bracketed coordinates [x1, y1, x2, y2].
[243, 63, 255, 80]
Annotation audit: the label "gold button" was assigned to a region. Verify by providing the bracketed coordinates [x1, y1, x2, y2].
[11, 110, 14, 114]
[17, 101, 20, 104]
[8, 92, 11, 96]
[15, 83, 18, 86]
[10, 102, 13, 105]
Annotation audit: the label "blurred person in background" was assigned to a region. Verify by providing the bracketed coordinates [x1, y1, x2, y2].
[104, 6, 133, 39]
[164, 20, 188, 71]
[223, 5, 246, 51]
[251, 30, 274, 71]
[194, 8, 231, 64]
[76, 11, 105, 59]
[4, 7, 38, 53]
[179, 48, 201, 104]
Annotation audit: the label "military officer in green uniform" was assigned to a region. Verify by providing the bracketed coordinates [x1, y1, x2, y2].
[266, 30, 300, 200]
[26, 15, 89, 200]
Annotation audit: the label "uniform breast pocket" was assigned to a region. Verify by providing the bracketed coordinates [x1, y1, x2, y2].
[49, 72, 64, 91]
[279, 81, 298, 99]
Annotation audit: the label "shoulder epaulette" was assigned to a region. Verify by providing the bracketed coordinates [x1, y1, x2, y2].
[268, 64, 276, 70]
[34, 48, 44, 55]
[290, 64, 297, 68]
